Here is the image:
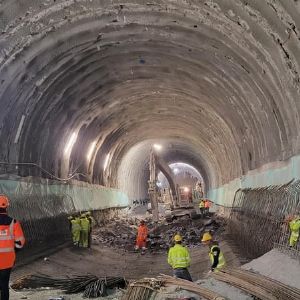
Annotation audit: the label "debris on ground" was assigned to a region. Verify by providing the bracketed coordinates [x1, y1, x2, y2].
[93, 215, 224, 252]
[12, 274, 127, 298]
[122, 275, 224, 300]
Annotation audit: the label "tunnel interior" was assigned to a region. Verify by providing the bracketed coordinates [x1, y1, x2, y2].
[0, 1, 300, 209]
[1, 2, 300, 297]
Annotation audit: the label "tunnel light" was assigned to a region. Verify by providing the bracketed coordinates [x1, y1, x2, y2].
[183, 187, 190, 193]
[157, 181, 162, 187]
[14, 115, 25, 144]
[153, 144, 162, 151]
[64, 132, 78, 156]
[87, 141, 97, 162]
[104, 153, 110, 171]
[173, 168, 179, 174]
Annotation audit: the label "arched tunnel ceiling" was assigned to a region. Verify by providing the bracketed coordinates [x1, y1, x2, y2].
[0, 0, 300, 198]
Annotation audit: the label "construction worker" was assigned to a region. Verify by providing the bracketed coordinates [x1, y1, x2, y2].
[0, 195, 25, 300]
[199, 199, 205, 217]
[69, 215, 81, 247]
[86, 211, 95, 248]
[289, 214, 300, 248]
[135, 220, 148, 254]
[204, 199, 212, 215]
[168, 234, 192, 281]
[80, 213, 90, 248]
[201, 232, 226, 272]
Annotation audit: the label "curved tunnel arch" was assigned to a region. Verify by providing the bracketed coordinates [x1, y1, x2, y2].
[0, 1, 300, 204]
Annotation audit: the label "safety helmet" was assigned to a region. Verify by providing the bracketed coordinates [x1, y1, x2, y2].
[0, 195, 9, 208]
[68, 216, 74, 220]
[140, 220, 145, 225]
[86, 211, 91, 216]
[174, 234, 182, 242]
[201, 232, 212, 242]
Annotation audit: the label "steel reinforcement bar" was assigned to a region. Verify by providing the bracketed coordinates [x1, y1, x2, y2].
[228, 180, 300, 259]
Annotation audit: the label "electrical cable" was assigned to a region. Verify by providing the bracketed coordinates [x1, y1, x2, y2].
[0, 161, 89, 182]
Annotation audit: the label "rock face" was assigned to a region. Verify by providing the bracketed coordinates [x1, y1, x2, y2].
[0, 1, 300, 201]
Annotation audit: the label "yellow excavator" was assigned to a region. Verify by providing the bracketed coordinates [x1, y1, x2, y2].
[148, 150, 198, 222]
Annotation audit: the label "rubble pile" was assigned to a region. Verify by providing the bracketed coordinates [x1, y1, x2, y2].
[93, 216, 224, 252]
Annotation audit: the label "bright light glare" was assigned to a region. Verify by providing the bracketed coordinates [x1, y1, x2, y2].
[153, 144, 162, 151]
[104, 153, 110, 171]
[183, 187, 190, 193]
[87, 141, 97, 161]
[64, 132, 77, 156]
[157, 181, 162, 187]
[173, 168, 179, 174]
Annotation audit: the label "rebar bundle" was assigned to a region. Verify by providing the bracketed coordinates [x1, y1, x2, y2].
[12, 274, 127, 298]
[121, 278, 161, 300]
[212, 268, 300, 300]
[159, 274, 226, 300]
[122, 275, 227, 300]
[228, 180, 300, 258]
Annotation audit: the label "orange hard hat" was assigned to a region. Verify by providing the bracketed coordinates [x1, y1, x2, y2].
[0, 195, 9, 208]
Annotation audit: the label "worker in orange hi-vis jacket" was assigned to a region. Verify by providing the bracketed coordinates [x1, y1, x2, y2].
[134, 220, 148, 255]
[0, 195, 25, 300]
[204, 199, 213, 215]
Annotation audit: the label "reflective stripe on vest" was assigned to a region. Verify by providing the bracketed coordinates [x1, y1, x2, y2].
[0, 220, 15, 255]
[168, 245, 190, 269]
[0, 220, 14, 240]
[0, 247, 15, 253]
[209, 245, 226, 269]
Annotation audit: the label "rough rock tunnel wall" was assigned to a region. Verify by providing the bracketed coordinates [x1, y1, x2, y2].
[228, 180, 300, 259]
[0, 177, 129, 249]
[1, 1, 300, 207]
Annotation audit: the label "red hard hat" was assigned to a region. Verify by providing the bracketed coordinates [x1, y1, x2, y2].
[0, 195, 9, 208]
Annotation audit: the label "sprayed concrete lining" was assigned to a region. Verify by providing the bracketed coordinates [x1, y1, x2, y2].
[208, 154, 300, 207]
[0, 1, 300, 205]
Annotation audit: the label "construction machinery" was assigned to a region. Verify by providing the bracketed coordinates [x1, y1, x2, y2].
[148, 150, 199, 221]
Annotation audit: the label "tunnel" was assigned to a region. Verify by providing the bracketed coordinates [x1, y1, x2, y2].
[1, 0, 300, 202]
[1, 1, 300, 298]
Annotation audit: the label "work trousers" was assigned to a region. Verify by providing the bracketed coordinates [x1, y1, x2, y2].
[81, 230, 89, 248]
[173, 268, 193, 282]
[88, 229, 92, 248]
[0, 268, 12, 300]
[72, 230, 81, 246]
[200, 207, 205, 217]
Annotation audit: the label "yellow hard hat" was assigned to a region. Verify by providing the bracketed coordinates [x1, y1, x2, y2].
[174, 234, 182, 242]
[201, 232, 212, 242]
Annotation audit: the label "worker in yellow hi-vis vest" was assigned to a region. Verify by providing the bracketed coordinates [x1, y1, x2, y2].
[289, 215, 300, 248]
[201, 232, 226, 273]
[199, 199, 205, 217]
[80, 213, 90, 248]
[168, 234, 192, 281]
[69, 215, 81, 247]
